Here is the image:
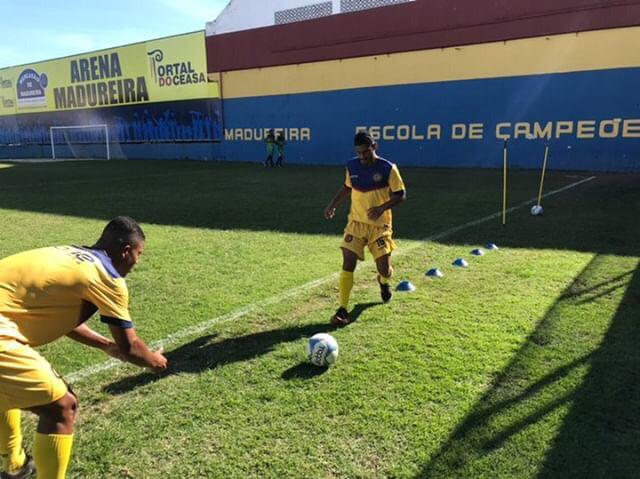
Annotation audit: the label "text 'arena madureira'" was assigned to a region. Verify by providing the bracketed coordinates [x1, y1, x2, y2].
[53, 54, 149, 109]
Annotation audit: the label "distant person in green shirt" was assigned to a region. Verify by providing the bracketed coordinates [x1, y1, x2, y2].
[275, 133, 286, 167]
[264, 130, 276, 167]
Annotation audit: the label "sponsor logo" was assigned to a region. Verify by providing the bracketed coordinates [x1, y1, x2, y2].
[344, 234, 354, 243]
[0, 96, 15, 108]
[376, 238, 386, 248]
[16, 68, 48, 109]
[147, 49, 206, 87]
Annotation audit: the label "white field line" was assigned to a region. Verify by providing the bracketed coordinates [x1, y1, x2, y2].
[1, 158, 107, 164]
[65, 175, 596, 383]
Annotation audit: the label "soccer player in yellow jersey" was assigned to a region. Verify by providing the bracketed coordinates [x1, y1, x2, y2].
[324, 131, 406, 326]
[0, 216, 167, 479]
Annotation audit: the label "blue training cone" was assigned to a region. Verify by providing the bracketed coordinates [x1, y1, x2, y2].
[396, 280, 416, 292]
[426, 268, 444, 278]
[485, 242, 499, 250]
[452, 258, 469, 268]
[471, 248, 485, 256]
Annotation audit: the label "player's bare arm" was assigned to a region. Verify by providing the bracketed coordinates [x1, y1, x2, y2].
[108, 324, 168, 372]
[66, 324, 124, 360]
[324, 184, 352, 219]
[367, 190, 406, 220]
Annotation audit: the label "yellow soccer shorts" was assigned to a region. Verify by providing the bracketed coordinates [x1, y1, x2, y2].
[340, 220, 396, 261]
[0, 338, 68, 412]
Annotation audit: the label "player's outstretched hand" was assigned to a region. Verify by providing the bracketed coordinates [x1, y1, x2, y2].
[324, 206, 336, 219]
[149, 346, 168, 373]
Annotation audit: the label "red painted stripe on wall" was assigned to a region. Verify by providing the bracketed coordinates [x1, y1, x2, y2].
[207, 0, 640, 73]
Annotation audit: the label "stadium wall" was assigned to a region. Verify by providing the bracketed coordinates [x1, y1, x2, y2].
[206, 0, 640, 71]
[3, 1, 640, 170]
[208, 0, 640, 171]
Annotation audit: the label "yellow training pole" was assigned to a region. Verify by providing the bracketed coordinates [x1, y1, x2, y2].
[502, 141, 507, 226]
[537, 145, 549, 207]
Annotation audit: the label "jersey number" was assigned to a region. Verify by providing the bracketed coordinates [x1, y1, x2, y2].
[70, 251, 95, 264]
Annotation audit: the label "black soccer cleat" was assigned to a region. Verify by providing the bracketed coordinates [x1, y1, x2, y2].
[1, 454, 35, 479]
[378, 276, 392, 303]
[330, 307, 353, 327]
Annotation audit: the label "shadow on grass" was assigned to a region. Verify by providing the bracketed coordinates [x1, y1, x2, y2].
[105, 302, 382, 392]
[417, 254, 640, 478]
[2, 160, 632, 253]
[536, 260, 640, 478]
[439, 173, 640, 257]
[281, 362, 330, 380]
[348, 301, 381, 323]
[104, 322, 338, 395]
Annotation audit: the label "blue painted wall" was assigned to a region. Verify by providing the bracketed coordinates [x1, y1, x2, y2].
[220, 67, 640, 171]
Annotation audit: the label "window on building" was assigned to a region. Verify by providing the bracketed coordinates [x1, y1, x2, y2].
[275, 2, 333, 25]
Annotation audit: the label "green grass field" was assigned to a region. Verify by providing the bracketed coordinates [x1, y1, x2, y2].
[0, 160, 638, 478]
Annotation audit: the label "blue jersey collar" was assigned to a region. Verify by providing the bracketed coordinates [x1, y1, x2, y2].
[78, 246, 122, 278]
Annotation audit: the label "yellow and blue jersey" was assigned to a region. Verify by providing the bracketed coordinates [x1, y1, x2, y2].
[0, 246, 132, 347]
[345, 156, 405, 227]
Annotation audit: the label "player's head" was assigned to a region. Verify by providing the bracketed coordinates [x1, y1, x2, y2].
[93, 216, 145, 277]
[354, 131, 377, 165]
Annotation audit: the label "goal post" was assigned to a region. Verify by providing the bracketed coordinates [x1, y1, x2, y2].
[50, 124, 110, 160]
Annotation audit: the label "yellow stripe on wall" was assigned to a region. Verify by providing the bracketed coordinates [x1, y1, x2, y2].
[222, 26, 640, 99]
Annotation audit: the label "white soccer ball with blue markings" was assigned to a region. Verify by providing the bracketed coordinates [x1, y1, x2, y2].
[531, 205, 544, 216]
[306, 333, 339, 367]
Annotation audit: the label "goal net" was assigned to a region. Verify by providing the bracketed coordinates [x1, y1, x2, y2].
[50, 124, 110, 160]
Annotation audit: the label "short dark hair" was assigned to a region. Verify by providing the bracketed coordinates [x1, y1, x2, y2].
[354, 131, 374, 147]
[93, 216, 145, 253]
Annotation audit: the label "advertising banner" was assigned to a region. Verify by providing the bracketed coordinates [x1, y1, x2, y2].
[0, 31, 222, 144]
[1, 31, 217, 117]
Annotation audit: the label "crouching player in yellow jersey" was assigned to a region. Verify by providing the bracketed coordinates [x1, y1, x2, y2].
[0, 216, 167, 479]
[324, 131, 406, 326]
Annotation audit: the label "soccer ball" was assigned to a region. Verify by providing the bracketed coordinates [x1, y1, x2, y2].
[531, 205, 544, 216]
[306, 333, 339, 367]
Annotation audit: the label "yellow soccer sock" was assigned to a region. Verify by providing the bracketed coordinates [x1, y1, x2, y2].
[0, 409, 25, 473]
[339, 270, 354, 309]
[34, 433, 73, 479]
